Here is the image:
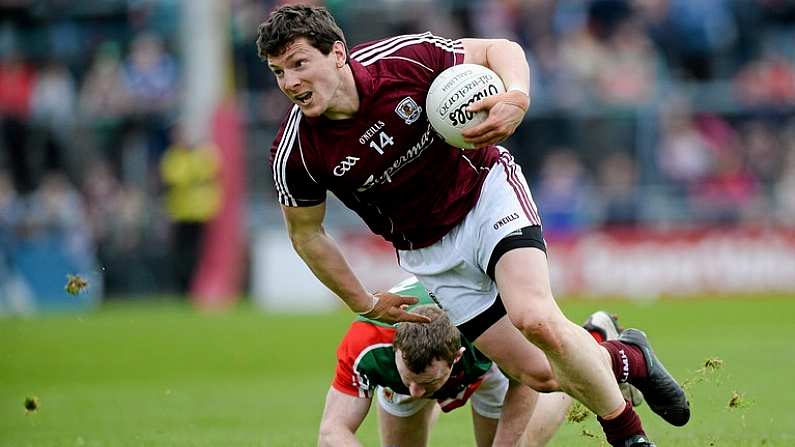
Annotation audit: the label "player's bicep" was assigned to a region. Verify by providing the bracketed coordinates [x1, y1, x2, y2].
[319, 387, 372, 433]
[281, 202, 326, 241]
[461, 38, 504, 67]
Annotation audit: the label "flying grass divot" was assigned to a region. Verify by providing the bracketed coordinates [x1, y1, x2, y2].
[567, 401, 591, 423]
[682, 356, 725, 390]
[24, 396, 39, 414]
[65, 274, 88, 295]
[728, 391, 749, 410]
[581, 429, 597, 439]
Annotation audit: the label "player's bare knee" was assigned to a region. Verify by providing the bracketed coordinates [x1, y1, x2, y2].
[316, 431, 329, 446]
[317, 422, 336, 445]
[526, 372, 559, 393]
[510, 313, 564, 354]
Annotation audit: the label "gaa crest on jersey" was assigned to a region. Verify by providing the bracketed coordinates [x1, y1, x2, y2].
[395, 97, 422, 124]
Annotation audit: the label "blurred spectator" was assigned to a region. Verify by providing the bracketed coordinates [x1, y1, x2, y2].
[29, 58, 78, 174]
[775, 121, 795, 224]
[81, 158, 166, 295]
[734, 49, 795, 106]
[123, 32, 178, 115]
[0, 48, 37, 193]
[0, 170, 21, 253]
[31, 59, 77, 135]
[79, 41, 131, 125]
[558, 21, 604, 105]
[741, 120, 782, 191]
[657, 99, 713, 188]
[595, 151, 641, 226]
[82, 159, 122, 248]
[470, 0, 538, 45]
[591, 17, 660, 105]
[0, 169, 31, 313]
[586, 0, 632, 41]
[642, 0, 737, 80]
[160, 135, 221, 294]
[79, 42, 133, 171]
[533, 149, 594, 235]
[527, 34, 587, 109]
[0, 49, 35, 119]
[122, 32, 179, 162]
[689, 133, 761, 224]
[26, 172, 94, 264]
[557, 2, 662, 107]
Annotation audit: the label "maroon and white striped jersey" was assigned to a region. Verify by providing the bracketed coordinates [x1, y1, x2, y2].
[270, 32, 502, 250]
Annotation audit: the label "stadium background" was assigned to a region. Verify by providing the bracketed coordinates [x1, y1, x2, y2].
[1, 0, 794, 446]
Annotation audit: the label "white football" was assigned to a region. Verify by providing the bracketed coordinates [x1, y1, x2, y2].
[426, 64, 505, 149]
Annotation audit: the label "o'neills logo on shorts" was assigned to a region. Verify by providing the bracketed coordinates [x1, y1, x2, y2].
[493, 213, 520, 230]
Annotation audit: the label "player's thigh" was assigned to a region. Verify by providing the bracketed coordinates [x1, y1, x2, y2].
[471, 408, 498, 447]
[377, 398, 437, 447]
[469, 364, 506, 447]
[494, 247, 565, 324]
[473, 315, 558, 392]
[522, 392, 573, 447]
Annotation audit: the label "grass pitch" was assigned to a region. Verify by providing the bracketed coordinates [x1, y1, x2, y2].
[1, 296, 794, 446]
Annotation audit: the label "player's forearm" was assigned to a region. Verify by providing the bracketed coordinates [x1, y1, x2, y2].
[492, 379, 537, 447]
[484, 39, 530, 97]
[317, 389, 370, 447]
[290, 229, 374, 313]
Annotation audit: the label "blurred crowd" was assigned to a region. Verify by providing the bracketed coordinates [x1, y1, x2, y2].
[233, 0, 795, 234]
[0, 1, 181, 296]
[1, 0, 795, 296]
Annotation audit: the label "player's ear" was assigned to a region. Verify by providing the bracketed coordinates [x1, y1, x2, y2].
[333, 41, 347, 68]
[453, 347, 465, 363]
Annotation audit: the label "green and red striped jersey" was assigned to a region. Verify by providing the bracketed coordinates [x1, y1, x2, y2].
[332, 279, 493, 408]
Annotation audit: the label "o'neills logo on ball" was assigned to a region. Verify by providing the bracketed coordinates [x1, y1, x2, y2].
[436, 74, 499, 119]
[447, 83, 500, 127]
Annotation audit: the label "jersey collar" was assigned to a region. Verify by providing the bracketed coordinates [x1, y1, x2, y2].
[350, 58, 374, 102]
[304, 59, 373, 126]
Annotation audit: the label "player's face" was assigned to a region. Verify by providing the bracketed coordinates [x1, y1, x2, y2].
[395, 350, 454, 399]
[267, 38, 346, 118]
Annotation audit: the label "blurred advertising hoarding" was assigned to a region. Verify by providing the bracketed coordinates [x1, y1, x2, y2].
[547, 227, 795, 298]
[251, 227, 795, 312]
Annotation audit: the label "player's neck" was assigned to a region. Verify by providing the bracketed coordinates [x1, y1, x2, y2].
[324, 65, 359, 120]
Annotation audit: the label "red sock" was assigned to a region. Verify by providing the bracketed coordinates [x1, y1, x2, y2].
[589, 330, 605, 344]
[598, 401, 646, 447]
[601, 340, 648, 383]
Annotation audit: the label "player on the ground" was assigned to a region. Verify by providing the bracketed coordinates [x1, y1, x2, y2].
[320, 277, 644, 447]
[258, 5, 688, 446]
[323, 303, 554, 447]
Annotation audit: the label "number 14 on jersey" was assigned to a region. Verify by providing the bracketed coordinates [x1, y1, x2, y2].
[369, 131, 394, 155]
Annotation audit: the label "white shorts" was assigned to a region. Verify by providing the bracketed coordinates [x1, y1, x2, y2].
[376, 363, 509, 419]
[398, 149, 541, 325]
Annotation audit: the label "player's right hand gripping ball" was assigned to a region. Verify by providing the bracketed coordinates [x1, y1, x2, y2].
[426, 64, 505, 149]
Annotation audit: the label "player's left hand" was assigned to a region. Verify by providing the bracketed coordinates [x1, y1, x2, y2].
[461, 90, 529, 148]
[362, 291, 432, 325]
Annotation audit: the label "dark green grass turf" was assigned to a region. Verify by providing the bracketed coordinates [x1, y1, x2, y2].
[2, 297, 794, 446]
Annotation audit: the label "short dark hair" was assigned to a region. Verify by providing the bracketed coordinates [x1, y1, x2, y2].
[394, 306, 461, 374]
[256, 4, 347, 60]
